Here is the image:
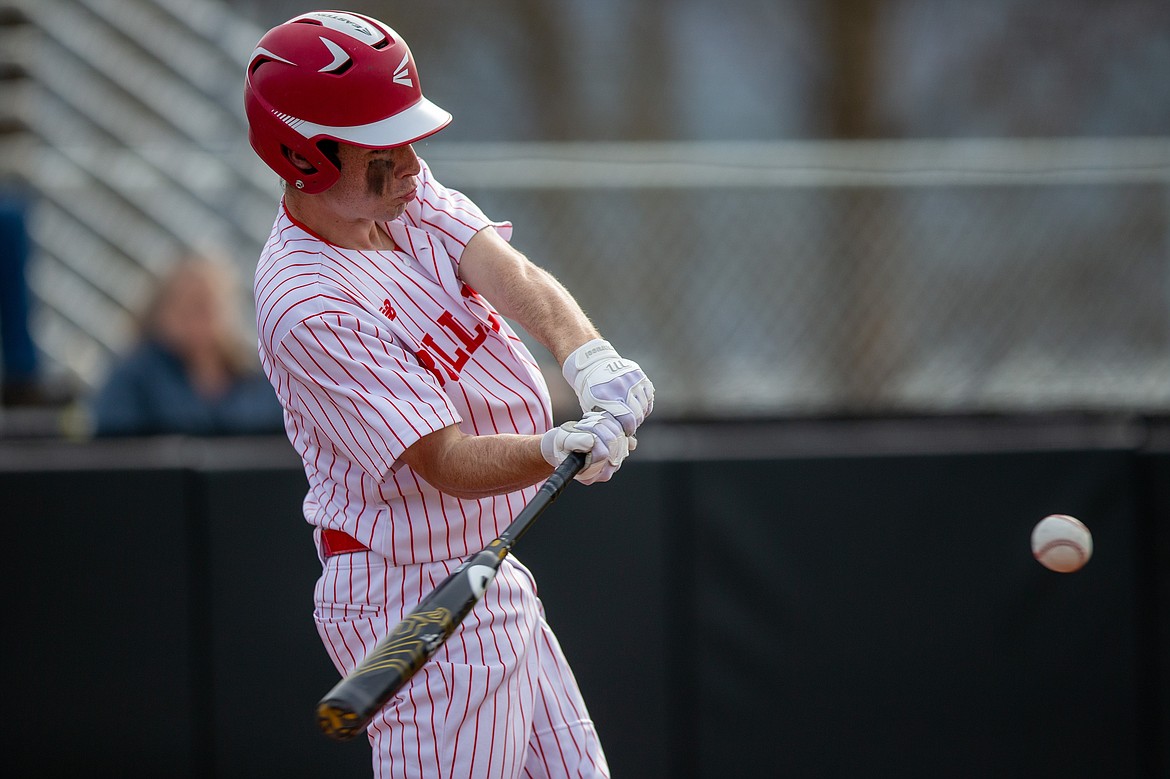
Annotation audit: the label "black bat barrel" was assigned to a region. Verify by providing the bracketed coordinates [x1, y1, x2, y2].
[315, 547, 505, 740]
[315, 453, 585, 741]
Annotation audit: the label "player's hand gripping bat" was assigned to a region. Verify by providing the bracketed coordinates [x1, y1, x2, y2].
[315, 451, 587, 741]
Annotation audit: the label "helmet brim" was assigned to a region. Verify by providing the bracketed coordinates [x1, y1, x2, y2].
[294, 96, 452, 149]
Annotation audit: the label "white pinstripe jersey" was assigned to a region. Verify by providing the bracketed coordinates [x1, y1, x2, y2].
[254, 159, 553, 565]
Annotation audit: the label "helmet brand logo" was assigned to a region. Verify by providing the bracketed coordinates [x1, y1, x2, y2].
[303, 12, 386, 47]
[392, 53, 413, 87]
[314, 12, 370, 36]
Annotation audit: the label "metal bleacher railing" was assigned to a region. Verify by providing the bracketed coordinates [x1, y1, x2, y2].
[1, 0, 1168, 419]
[0, 0, 276, 386]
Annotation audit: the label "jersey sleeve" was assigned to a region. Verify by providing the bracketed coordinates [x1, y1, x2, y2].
[273, 311, 461, 482]
[404, 158, 514, 263]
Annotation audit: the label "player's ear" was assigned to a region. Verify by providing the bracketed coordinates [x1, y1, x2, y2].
[284, 147, 318, 174]
[283, 141, 341, 175]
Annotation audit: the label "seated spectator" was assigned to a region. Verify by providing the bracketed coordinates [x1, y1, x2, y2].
[90, 252, 284, 437]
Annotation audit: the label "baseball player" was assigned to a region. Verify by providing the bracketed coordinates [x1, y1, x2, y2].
[244, 11, 654, 778]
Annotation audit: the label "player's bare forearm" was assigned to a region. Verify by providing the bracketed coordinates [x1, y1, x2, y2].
[399, 425, 553, 500]
[460, 227, 598, 363]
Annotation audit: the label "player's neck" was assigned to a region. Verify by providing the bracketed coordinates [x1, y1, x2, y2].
[284, 195, 397, 252]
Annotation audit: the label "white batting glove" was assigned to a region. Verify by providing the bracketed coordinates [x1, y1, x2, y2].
[562, 339, 655, 436]
[540, 410, 635, 485]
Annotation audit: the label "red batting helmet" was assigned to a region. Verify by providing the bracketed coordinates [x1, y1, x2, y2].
[244, 10, 452, 193]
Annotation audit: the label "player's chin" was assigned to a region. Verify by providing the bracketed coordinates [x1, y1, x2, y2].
[383, 191, 415, 219]
[379, 203, 408, 222]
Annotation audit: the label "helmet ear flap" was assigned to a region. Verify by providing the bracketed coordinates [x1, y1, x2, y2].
[283, 140, 341, 193]
[245, 92, 341, 194]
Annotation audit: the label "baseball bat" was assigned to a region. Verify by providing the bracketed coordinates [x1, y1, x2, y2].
[315, 451, 588, 741]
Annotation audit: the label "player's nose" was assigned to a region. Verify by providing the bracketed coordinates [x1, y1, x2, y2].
[394, 144, 422, 177]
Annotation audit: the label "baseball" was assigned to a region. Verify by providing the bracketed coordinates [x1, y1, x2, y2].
[1031, 514, 1093, 573]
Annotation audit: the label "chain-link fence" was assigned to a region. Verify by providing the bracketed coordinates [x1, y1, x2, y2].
[11, 139, 1170, 420]
[4, 2, 1166, 422]
[423, 140, 1170, 418]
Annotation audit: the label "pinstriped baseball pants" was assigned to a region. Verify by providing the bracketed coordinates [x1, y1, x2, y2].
[315, 552, 610, 778]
